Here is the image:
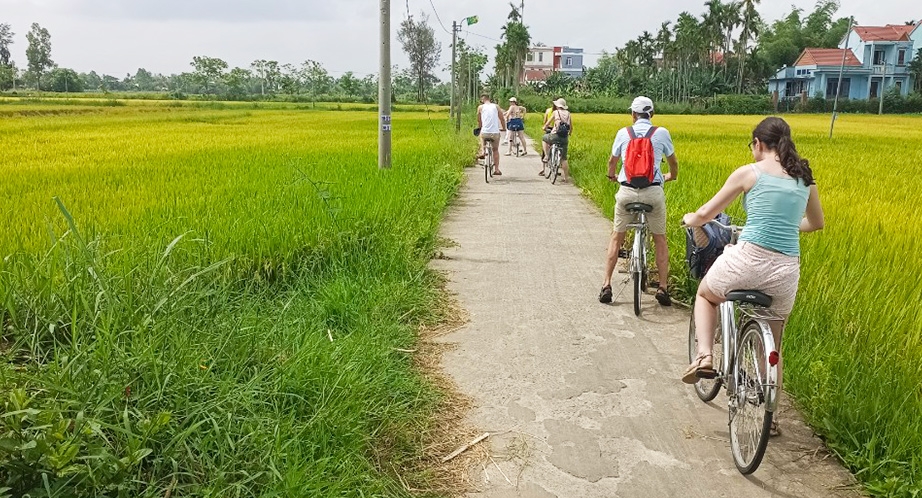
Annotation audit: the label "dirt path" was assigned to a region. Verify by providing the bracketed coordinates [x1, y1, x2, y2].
[430, 139, 860, 498]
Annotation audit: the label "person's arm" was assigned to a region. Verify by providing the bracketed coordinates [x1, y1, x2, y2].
[477, 105, 483, 128]
[800, 184, 825, 232]
[608, 155, 620, 182]
[663, 154, 678, 182]
[498, 107, 506, 131]
[660, 129, 677, 182]
[682, 166, 751, 226]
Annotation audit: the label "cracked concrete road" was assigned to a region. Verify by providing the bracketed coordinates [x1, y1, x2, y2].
[430, 140, 860, 498]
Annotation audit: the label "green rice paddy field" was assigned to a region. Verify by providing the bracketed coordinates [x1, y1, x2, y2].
[0, 104, 471, 497]
[2, 102, 921, 497]
[535, 112, 922, 497]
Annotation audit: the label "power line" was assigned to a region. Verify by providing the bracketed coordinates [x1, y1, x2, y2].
[427, 0, 452, 35]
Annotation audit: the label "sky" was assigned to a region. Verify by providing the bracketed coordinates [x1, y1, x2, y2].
[0, 0, 919, 79]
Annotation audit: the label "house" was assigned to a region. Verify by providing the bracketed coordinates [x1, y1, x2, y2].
[768, 21, 919, 100]
[523, 45, 584, 83]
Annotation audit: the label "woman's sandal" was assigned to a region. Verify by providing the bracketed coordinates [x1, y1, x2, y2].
[682, 354, 715, 384]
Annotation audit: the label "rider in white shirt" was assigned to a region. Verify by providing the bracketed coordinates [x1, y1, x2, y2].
[477, 94, 506, 175]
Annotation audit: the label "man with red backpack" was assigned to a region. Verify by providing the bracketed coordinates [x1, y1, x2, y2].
[599, 96, 679, 306]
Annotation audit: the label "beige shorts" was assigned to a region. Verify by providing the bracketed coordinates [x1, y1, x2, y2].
[704, 242, 800, 319]
[482, 133, 500, 145]
[614, 185, 666, 235]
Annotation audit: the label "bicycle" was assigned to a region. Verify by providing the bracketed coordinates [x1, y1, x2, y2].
[624, 203, 653, 316]
[511, 132, 526, 157]
[547, 143, 562, 184]
[686, 220, 782, 475]
[482, 137, 495, 184]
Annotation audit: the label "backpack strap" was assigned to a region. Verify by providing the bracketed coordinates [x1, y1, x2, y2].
[645, 126, 658, 138]
[626, 126, 637, 139]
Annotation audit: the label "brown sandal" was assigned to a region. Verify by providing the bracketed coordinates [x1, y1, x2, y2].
[682, 354, 715, 384]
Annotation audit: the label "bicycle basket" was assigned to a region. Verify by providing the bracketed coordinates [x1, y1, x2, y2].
[685, 213, 732, 280]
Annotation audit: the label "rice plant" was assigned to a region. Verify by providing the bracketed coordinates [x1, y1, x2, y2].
[0, 105, 472, 497]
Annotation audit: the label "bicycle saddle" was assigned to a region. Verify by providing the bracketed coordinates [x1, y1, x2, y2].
[726, 290, 773, 308]
[626, 202, 653, 213]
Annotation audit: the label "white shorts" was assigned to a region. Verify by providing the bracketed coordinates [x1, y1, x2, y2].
[704, 242, 800, 319]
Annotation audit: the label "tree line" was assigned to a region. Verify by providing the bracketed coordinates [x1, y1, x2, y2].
[3, 1, 920, 104]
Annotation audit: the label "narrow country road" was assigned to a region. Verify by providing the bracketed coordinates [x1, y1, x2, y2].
[430, 138, 860, 498]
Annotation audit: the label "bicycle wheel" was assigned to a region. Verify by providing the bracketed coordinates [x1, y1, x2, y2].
[550, 149, 560, 184]
[688, 306, 723, 402]
[631, 234, 643, 316]
[729, 321, 774, 475]
[484, 148, 491, 183]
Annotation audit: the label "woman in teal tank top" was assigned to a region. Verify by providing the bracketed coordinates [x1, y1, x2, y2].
[680, 117, 826, 426]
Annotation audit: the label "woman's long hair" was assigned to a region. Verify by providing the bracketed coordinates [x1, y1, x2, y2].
[752, 117, 815, 185]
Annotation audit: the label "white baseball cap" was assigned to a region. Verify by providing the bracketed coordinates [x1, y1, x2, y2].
[509, 97, 517, 102]
[629, 96, 654, 114]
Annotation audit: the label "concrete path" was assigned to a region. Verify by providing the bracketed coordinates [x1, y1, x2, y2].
[430, 139, 860, 498]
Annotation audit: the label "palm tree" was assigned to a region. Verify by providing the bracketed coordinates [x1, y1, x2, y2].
[499, 2, 530, 91]
[737, 0, 761, 92]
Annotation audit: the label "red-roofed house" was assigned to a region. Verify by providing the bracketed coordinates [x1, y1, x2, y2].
[768, 20, 918, 100]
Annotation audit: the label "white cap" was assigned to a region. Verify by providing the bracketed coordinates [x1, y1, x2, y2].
[509, 97, 517, 102]
[629, 96, 654, 114]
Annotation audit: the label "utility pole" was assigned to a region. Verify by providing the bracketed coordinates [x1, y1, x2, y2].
[829, 16, 853, 139]
[450, 21, 457, 121]
[379, 0, 391, 169]
[879, 60, 887, 115]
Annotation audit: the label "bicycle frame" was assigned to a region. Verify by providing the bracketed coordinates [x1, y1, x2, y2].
[628, 211, 648, 276]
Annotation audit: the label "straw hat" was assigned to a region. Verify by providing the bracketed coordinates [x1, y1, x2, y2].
[553, 98, 568, 110]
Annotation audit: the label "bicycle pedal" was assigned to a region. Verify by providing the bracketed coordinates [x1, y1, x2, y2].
[696, 369, 718, 380]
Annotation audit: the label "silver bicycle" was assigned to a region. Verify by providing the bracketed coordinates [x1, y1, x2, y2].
[687, 221, 782, 474]
[482, 137, 495, 184]
[547, 143, 562, 184]
[625, 203, 652, 316]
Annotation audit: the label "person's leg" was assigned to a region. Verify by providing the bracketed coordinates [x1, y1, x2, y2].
[693, 281, 722, 357]
[559, 138, 570, 181]
[506, 129, 515, 155]
[492, 139, 501, 173]
[652, 234, 669, 291]
[541, 134, 551, 175]
[518, 131, 528, 154]
[478, 136, 485, 158]
[603, 231, 628, 288]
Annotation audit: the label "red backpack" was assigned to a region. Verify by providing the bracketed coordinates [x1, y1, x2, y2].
[623, 126, 658, 188]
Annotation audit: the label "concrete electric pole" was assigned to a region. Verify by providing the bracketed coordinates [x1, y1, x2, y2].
[379, 0, 392, 169]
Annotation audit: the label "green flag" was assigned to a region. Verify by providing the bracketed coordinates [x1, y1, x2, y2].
[465, 16, 478, 26]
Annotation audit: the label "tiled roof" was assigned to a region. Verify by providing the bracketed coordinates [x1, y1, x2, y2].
[795, 48, 862, 67]
[853, 25, 912, 41]
[523, 69, 550, 82]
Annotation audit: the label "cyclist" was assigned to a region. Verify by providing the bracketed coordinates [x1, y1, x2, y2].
[477, 94, 506, 176]
[541, 98, 572, 182]
[505, 97, 527, 156]
[599, 96, 678, 306]
[538, 99, 558, 176]
[681, 117, 825, 396]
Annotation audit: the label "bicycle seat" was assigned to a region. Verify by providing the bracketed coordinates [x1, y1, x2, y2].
[726, 290, 773, 308]
[626, 203, 654, 213]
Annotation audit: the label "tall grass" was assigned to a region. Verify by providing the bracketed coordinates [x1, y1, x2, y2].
[0, 108, 472, 496]
[542, 112, 922, 497]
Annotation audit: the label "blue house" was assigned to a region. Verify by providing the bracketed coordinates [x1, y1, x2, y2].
[768, 22, 919, 100]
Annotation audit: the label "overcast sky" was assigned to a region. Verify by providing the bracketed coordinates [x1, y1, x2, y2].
[1, 0, 918, 79]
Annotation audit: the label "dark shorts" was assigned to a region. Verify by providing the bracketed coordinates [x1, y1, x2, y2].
[543, 133, 569, 160]
[508, 118, 524, 131]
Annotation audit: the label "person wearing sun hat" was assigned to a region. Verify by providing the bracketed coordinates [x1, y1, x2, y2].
[541, 97, 573, 181]
[599, 96, 679, 306]
[505, 97, 527, 156]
